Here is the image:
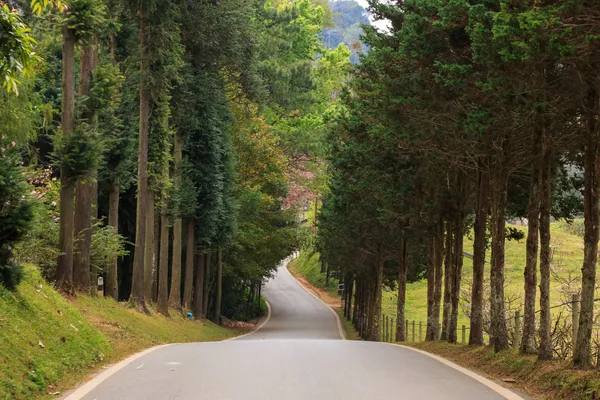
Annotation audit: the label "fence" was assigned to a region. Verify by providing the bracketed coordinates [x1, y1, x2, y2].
[379, 293, 584, 357]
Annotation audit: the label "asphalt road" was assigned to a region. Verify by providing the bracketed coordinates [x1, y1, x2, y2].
[67, 261, 521, 400]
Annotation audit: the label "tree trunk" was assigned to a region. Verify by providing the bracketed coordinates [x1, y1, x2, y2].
[106, 183, 119, 300]
[73, 41, 96, 293]
[202, 251, 211, 318]
[574, 82, 600, 369]
[169, 132, 184, 308]
[470, 168, 489, 346]
[538, 137, 553, 361]
[152, 210, 159, 302]
[426, 235, 437, 341]
[214, 247, 223, 325]
[521, 126, 542, 354]
[441, 220, 454, 341]
[130, 8, 150, 310]
[156, 199, 170, 316]
[144, 192, 155, 301]
[396, 236, 408, 342]
[345, 277, 354, 320]
[183, 220, 195, 309]
[56, 22, 76, 293]
[169, 218, 182, 308]
[449, 212, 464, 344]
[433, 218, 444, 340]
[490, 148, 510, 352]
[370, 256, 383, 341]
[193, 248, 204, 319]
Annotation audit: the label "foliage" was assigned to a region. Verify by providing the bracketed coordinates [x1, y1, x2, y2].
[51, 126, 102, 182]
[0, 136, 35, 289]
[0, 5, 38, 94]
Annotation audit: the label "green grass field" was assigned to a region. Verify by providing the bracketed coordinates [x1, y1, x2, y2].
[295, 221, 586, 341]
[0, 265, 237, 400]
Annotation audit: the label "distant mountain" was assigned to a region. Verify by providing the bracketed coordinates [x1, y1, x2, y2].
[322, 0, 370, 64]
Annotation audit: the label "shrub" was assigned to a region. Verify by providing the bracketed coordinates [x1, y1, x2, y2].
[0, 137, 34, 289]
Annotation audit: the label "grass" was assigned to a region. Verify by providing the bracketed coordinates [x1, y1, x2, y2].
[380, 221, 585, 339]
[409, 341, 600, 400]
[0, 265, 238, 400]
[293, 221, 587, 341]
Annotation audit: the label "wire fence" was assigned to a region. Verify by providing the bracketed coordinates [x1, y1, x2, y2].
[379, 294, 600, 363]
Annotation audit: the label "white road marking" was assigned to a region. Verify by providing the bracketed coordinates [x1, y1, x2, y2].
[61, 345, 172, 400]
[387, 341, 525, 399]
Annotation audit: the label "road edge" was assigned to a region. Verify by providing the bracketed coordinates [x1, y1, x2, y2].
[282, 259, 346, 340]
[385, 343, 525, 399]
[61, 301, 271, 399]
[227, 300, 272, 341]
[60, 344, 173, 400]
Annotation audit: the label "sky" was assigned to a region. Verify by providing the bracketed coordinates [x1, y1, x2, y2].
[353, 0, 391, 32]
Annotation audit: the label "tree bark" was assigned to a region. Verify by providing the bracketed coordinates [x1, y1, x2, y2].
[214, 247, 223, 325]
[521, 126, 542, 354]
[130, 8, 150, 310]
[426, 235, 437, 341]
[56, 22, 76, 293]
[156, 199, 170, 316]
[449, 212, 464, 344]
[538, 136, 553, 361]
[470, 168, 489, 346]
[574, 82, 600, 369]
[169, 132, 184, 308]
[106, 183, 119, 300]
[433, 218, 444, 340]
[202, 251, 211, 318]
[183, 220, 195, 309]
[144, 192, 155, 301]
[193, 248, 205, 319]
[73, 41, 96, 293]
[490, 147, 510, 352]
[396, 235, 408, 342]
[152, 210, 159, 302]
[370, 256, 383, 341]
[441, 220, 454, 341]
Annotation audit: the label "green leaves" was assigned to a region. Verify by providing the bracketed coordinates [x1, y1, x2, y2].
[51, 126, 101, 182]
[0, 5, 39, 94]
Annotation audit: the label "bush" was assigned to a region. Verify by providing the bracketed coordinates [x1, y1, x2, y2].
[13, 169, 60, 282]
[0, 137, 34, 289]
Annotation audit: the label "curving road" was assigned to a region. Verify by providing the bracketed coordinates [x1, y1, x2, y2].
[65, 261, 523, 400]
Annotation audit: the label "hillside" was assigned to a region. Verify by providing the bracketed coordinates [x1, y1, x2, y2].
[322, 0, 370, 63]
[0, 266, 237, 400]
[293, 221, 585, 341]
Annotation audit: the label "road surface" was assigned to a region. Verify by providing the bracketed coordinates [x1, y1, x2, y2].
[66, 261, 522, 400]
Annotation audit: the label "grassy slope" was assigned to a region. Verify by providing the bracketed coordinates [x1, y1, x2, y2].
[293, 223, 585, 333]
[380, 222, 584, 339]
[410, 341, 600, 400]
[0, 266, 237, 400]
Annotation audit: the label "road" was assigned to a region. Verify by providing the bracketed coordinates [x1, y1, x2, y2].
[66, 261, 522, 400]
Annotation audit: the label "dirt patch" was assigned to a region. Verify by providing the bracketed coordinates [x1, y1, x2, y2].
[221, 317, 258, 331]
[288, 267, 341, 309]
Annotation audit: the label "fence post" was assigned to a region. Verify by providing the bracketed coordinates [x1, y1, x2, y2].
[412, 320, 415, 342]
[462, 325, 466, 344]
[385, 315, 389, 343]
[514, 310, 521, 351]
[572, 294, 580, 351]
[419, 321, 422, 342]
[391, 317, 395, 342]
[406, 319, 409, 341]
